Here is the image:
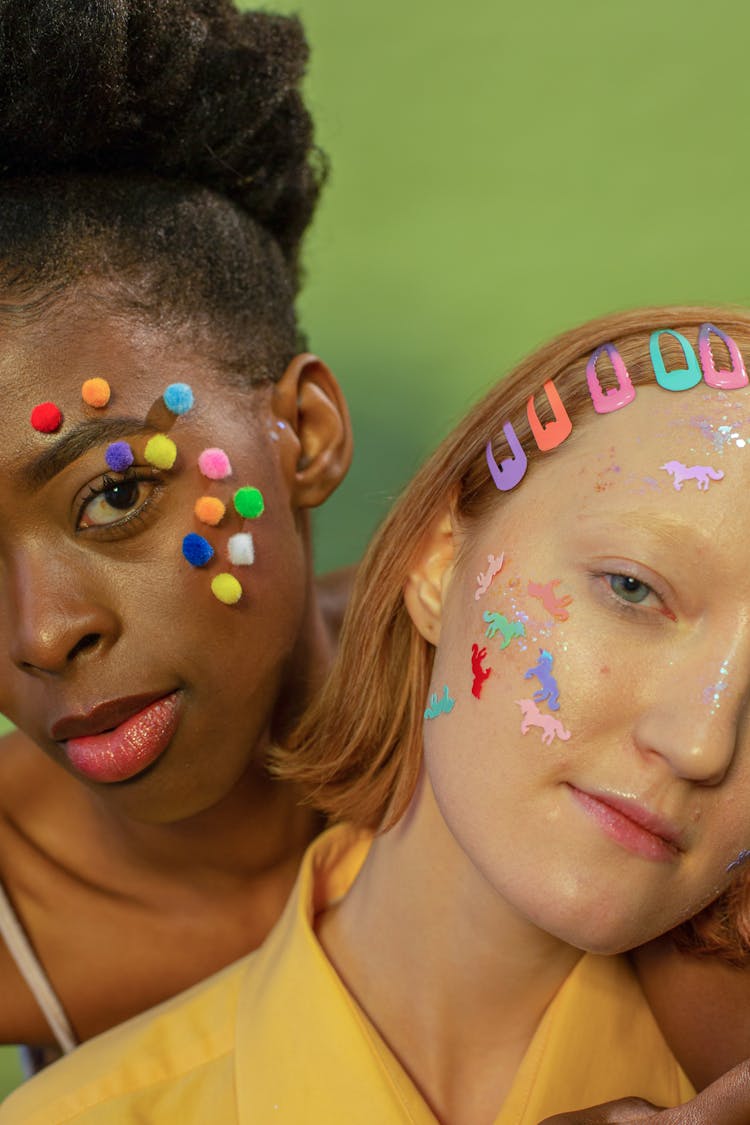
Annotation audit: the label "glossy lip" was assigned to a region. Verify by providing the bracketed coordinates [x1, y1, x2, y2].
[59, 690, 182, 784]
[50, 690, 175, 742]
[567, 783, 685, 862]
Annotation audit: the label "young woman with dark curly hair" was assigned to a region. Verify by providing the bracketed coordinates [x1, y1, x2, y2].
[0, 0, 352, 1071]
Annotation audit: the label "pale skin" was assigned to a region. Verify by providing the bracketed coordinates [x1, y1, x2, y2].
[318, 383, 750, 1125]
[0, 287, 352, 1046]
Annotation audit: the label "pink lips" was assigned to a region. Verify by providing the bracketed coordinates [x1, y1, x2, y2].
[568, 785, 683, 862]
[55, 691, 181, 783]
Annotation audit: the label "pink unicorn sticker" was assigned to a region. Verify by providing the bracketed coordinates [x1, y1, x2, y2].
[660, 461, 724, 491]
[474, 553, 505, 600]
[527, 579, 573, 622]
[516, 699, 571, 745]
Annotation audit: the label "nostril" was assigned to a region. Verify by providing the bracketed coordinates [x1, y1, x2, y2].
[67, 633, 101, 661]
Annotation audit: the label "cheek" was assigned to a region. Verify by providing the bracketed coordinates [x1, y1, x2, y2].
[130, 471, 307, 677]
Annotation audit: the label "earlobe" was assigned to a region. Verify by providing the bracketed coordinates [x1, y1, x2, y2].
[403, 511, 456, 646]
[272, 354, 353, 508]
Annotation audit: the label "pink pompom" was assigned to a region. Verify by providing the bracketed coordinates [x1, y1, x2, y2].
[198, 448, 232, 480]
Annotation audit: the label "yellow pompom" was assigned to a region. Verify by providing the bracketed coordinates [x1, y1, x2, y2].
[81, 377, 111, 408]
[144, 434, 177, 470]
[211, 573, 243, 605]
[194, 496, 226, 526]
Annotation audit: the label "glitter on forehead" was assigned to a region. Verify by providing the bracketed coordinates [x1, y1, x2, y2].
[689, 409, 750, 455]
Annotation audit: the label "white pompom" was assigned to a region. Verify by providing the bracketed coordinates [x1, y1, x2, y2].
[228, 532, 255, 566]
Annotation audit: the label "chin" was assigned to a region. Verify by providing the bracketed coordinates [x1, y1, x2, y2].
[91, 764, 244, 825]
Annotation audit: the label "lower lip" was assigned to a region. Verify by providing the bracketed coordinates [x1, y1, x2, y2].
[63, 692, 181, 783]
[568, 786, 679, 862]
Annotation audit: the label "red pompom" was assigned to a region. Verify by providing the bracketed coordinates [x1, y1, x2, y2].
[30, 402, 63, 433]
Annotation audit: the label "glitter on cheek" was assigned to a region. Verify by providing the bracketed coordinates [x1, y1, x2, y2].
[702, 660, 731, 717]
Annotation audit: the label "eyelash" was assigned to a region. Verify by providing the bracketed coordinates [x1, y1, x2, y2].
[76, 468, 165, 539]
[590, 569, 676, 622]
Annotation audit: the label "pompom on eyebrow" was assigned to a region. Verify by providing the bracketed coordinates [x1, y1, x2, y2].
[21, 417, 155, 490]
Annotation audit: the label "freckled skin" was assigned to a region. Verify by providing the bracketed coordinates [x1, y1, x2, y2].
[0, 294, 352, 1044]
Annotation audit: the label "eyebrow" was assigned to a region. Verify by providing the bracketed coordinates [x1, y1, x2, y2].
[22, 417, 157, 490]
[576, 511, 711, 552]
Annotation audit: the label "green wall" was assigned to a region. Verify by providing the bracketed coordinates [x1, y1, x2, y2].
[5, 0, 750, 1103]
[252, 0, 750, 571]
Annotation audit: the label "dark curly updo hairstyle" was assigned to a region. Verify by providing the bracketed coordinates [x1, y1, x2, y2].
[0, 0, 325, 381]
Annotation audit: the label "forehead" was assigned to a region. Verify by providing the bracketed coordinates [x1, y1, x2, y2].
[0, 302, 250, 467]
[495, 383, 750, 543]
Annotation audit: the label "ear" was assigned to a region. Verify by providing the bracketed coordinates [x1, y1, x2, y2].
[403, 509, 456, 646]
[272, 354, 353, 508]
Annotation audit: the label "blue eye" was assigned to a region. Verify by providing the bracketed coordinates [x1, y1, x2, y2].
[607, 574, 652, 604]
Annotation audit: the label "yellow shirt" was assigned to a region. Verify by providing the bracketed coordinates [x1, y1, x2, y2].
[0, 825, 694, 1124]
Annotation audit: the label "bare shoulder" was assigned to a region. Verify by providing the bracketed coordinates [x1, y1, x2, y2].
[632, 936, 750, 1089]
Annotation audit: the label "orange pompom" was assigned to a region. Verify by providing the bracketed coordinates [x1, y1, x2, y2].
[81, 378, 111, 408]
[194, 496, 226, 526]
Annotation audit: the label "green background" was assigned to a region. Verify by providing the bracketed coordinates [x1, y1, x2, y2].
[285, 0, 750, 572]
[4, 0, 750, 1101]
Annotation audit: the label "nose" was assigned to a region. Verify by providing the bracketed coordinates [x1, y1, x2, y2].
[633, 638, 750, 786]
[5, 549, 120, 676]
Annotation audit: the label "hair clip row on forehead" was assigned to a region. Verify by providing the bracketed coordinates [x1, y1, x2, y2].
[487, 322, 750, 494]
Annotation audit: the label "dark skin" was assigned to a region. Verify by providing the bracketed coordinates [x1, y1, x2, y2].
[0, 286, 352, 1045]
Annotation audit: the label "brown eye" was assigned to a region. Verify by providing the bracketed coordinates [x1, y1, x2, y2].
[79, 476, 153, 528]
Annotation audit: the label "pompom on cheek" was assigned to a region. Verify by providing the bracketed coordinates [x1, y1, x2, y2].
[228, 532, 254, 566]
[182, 533, 214, 567]
[194, 496, 226, 526]
[211, 573, 243, 605]
[198, 448, 232, 480]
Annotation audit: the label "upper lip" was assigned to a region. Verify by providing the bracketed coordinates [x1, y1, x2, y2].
[50, 691, 176, 742]
[570, 785, 686, 851]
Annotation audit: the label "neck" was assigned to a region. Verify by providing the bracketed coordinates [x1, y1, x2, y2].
[318, 770, 580, 1123]
[86, 763, 323, 887]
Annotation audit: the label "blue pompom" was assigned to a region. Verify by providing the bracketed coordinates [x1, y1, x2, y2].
[182, 533, 214, 567]
[164, 383, 194, 415]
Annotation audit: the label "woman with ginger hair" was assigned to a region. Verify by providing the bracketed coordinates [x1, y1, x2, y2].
[8, 305, 750, 1123]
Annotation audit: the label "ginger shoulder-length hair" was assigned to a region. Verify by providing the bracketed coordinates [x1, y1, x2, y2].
[277, 304, 750, 966]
